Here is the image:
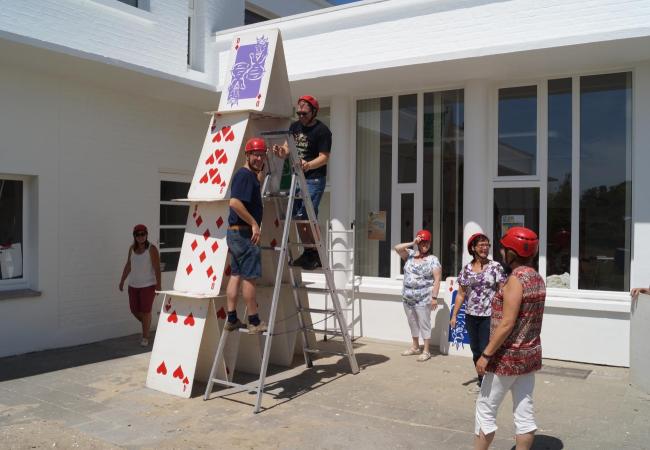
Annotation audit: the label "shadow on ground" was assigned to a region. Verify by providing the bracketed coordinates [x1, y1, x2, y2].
[0, 333, 153, 381]
[200, 349, 389, 411]
[511, 434, 564, 449]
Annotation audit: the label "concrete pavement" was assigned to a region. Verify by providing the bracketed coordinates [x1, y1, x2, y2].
[1, 334, 649, 449]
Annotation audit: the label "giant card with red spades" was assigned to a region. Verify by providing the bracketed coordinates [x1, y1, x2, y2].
[173, 202, 229, 295]
[187, 112, 249, 201]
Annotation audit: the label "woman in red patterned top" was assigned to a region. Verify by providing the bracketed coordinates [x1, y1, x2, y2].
[474, 227, 545, 450]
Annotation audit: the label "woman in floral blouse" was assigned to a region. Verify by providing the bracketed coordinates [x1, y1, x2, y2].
[451, 233, 506, 390]
[395, 230, 442, 362]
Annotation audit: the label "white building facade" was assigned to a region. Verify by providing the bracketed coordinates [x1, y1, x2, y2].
[2, 0, 649, 366]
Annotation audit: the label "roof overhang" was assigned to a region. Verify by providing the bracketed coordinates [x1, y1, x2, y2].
[0, 30, 220, 111]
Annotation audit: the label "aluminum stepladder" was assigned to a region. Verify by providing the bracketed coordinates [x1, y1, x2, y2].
[203, 130, 359, 413]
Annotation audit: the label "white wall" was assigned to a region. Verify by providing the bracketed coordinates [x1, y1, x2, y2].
[0, 64, 205, 357]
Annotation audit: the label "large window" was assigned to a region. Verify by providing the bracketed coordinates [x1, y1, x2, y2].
[495, 72, 632, 292]
[0, 178, 24, 282]
[356, 91, 464, 279]
[160, 179, 190, 273]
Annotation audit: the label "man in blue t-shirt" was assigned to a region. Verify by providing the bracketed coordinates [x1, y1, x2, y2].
[272, 95, 332, 270]
[225, 137, 267, 334]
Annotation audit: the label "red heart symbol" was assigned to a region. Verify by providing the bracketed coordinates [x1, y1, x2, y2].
[214, 149, 224, 160]
[156, 361, 167, 375]
[184, 313, 195, 327]
[218, 154, 228, 165]
[205, 154, 215, 165]
[225, 130, 235, 142]
[212, 174, 221, 185]
[173, 365, 184, 379]
[212, 134, 221, 143]
[199, 173, 209, 184]
[216, 307, 226, 319]
[183, 376, 189, 385]
[167, 310, 178, 323]
[209, 167, 217, 179]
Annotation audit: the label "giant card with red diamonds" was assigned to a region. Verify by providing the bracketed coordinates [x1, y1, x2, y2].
[187, 113, 249, 201]
[173, 202, 229, 295]
[218, 28, 292, 117]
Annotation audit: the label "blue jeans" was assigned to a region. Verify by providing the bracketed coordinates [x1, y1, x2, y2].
[226, 229, 261, 280]
[292, 177, 326, 219]
[466, 314, 491, 383]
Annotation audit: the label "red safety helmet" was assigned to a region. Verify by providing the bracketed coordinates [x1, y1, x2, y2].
[500, 227, 538, 258]
[133, 224, 148, 234]
[298, 95, 319, 113]
[416, 229, 432, 242]
[244, 137, 266, 153]
[467, 232, 489, 255]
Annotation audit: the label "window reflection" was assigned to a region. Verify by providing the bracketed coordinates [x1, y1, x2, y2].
[579, 72, 632, 291]
[400, 193, 414, 274]
[356, 97, 393, 277]
[398, 94, 417, 183]
[546, 78, 572, 288]
[498, 86, 537, 176]
[493, 188, 539, 270]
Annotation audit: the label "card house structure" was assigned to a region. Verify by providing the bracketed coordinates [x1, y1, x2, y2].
[146, 29, 307, 398]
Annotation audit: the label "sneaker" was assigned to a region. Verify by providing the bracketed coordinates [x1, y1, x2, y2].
[247, 321, 268, 334]
[416, 351, 431, 362]
[290, 252, 309, 267]
[301, 253, 322, 270]
[140, 338, 149, 347]
[224, 319, 246, 332]
[401, 347, 422, 356]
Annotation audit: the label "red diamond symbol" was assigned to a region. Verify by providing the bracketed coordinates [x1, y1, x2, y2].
[216, 217, 224, 228]
[186, 264, 193, 275]
[195, 215, 203, 227]
[203, 229, 211, 240]
[211, 241, 219, 253]
[206, 266, 214, 278]
[199, 251, 206, 263]
[191, 240, 198, 251]
[274, 218, 279, 228]
[270, 238, 277, 248]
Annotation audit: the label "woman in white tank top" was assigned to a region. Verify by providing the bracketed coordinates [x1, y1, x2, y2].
[119, 224, 161, 347]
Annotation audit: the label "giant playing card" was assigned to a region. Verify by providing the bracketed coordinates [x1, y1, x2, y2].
[187, 113, 249, 201]
[218, 29, 292, 117]
[173, 203, 229, 295]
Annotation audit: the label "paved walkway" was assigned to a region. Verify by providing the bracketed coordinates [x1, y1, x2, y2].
[1, 334, 649, 449]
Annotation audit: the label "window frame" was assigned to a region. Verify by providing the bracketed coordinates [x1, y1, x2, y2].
[490, 69, 634, 294]
[159, 173, 192, 273]
[352, 83, 465, 280]
[0, 174, 31, 291]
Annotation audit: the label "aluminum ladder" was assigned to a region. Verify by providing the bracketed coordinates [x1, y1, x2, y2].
[203, 130, 359, 413]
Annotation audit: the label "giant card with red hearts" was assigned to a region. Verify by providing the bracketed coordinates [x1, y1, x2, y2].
[173, 202, 229, 295]
[218, 29, 292, 117]
[146, 295, 209, 398]
[187, 112, 249, 201]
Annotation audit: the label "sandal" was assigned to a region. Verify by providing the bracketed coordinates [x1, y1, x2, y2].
[416, 351, 431, 362]
[401, 347, 422, 356]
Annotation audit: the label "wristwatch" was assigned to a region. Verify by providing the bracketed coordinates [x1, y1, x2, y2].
[481, 352, 493, 360]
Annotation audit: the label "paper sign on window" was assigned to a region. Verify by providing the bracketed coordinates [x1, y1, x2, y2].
[501, 214, 524, 236]
[367, 211, 386, 241]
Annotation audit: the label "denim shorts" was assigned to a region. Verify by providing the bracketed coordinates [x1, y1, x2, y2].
[226, 229, 261, 280]
[293, 176, 326, 219]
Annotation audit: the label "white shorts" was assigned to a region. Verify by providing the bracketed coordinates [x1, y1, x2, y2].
[403, 302, 432, 340]
[475, 371, 537, 436]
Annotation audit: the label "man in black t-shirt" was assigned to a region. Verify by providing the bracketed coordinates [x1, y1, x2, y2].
[273, 95, 331, 270]
[225, 137, 268, 334]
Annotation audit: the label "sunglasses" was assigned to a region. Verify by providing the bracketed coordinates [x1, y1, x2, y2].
[296, 111, 310, 117]
[134, 232, 147, 237]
